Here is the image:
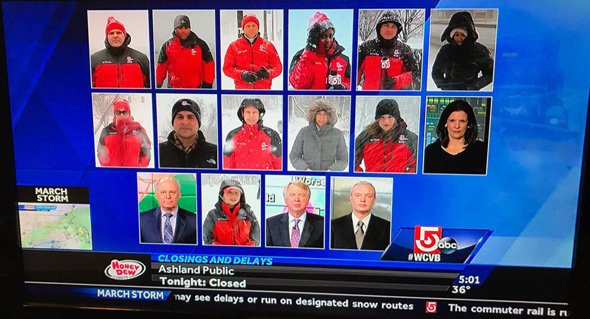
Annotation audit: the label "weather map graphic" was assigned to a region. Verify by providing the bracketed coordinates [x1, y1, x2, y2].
[18, 186, 92, 250]
[19, 203, 92, 250]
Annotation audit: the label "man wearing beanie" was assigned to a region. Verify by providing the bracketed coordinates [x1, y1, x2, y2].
[91, 16, 151, 88]
[354, 98, 417, 172]
[357, 10, 419, 90]
[96, 97, 152, 167]
[158, 98, 217, 168]
[289, 11, 351, 90]
[431, 11, 494, 90]
[223, 13, 282, 89]
[156, 15, 215, 89]
[223, 98, 282, 170]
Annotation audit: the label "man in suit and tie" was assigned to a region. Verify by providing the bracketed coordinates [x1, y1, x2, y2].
[331, 181, 390, 250]
[266, 180, 324, 248]
[140, 176, 197, 244]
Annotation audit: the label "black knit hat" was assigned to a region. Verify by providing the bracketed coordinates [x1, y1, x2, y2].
[237, 98, 266, 123]
[375, 99, 403, 123]
[172, 98, 201, 127]
[174, 15, 191, 29]
[376, 11, 402, 37]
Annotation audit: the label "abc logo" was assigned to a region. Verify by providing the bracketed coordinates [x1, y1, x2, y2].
[438, 237, 458, 255]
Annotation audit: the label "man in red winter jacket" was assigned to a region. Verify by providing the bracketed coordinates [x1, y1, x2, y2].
[96, 98, 152, 167]
[357, 11, 419, 90]
[289, 12, 351, 90]
[223, 98, 282, 170]
[91, 16, 151, 88]
[223, 14, 282, 89]
[156, 15, 215, 89]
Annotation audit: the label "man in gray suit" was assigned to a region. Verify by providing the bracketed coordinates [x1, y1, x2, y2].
[139, 176, 196, 244]
[266, 181, 324, 248]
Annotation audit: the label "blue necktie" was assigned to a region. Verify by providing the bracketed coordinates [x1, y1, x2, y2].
[163, 213, 174, 244]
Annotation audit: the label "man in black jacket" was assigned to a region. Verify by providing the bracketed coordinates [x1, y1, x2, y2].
[331, 181, 391, 250]
[159, 98, 217, 168]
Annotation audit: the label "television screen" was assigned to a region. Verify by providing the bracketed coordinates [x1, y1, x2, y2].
[1, 0, 589, 318]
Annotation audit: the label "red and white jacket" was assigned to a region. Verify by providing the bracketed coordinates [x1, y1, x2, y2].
[354, 128, 417, 173]
[97, 120, 151, 167]
[156, 32, 215, 88]
[357, 38, 417, 90]
[91, 34, 150, 88]
[223, 124, 282, 170]
[223, 35, 282, 89]
[289, 41, 351, 90]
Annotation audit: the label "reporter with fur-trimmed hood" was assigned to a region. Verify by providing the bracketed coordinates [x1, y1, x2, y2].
[289, 99, 348, 171]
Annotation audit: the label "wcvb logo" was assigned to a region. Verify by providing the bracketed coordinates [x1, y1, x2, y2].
[413, 226, 459, 255]
[414, 226, 442, 254]
[104, 259, 146, 280]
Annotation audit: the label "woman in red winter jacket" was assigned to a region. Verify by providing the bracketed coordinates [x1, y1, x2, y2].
[289, 12, 351, 90]
[354, 99, 417, 173]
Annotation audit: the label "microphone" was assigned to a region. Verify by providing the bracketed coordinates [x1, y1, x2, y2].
[381, 56, 390, 69]
[327, 70, 342, 86]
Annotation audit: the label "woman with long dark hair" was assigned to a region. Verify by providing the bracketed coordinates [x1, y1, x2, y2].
[424, 99, 487, 174]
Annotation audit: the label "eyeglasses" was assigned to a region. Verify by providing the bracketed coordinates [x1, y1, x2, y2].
[115, 110, 129, 115]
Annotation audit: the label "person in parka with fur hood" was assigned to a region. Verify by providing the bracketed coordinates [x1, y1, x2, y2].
[202, 179, 260, 246]
[354, 98, 417, 173]
[431, 11, 494, 90]
[289, 99, 348, 171]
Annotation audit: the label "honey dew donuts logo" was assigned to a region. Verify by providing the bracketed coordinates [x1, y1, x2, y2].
[105, 259, 146, 280]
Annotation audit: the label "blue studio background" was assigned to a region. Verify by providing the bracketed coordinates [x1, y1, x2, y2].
[3, 0, 590, 268]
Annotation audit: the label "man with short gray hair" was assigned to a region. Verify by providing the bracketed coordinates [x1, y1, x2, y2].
[139, 176, 197, 244]
[266, 181, 324, 248]
[331, 181, 390, 250]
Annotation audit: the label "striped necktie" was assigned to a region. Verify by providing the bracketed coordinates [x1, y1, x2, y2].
[290, 219, 300, 248]
[163, 213, 174, 244]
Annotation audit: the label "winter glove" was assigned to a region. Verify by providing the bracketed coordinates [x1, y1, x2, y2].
[255, 67, 270, 80]
[383, 77, 396, 90]
[241, 71, 258, 83]
[327, 83, 346, 90]
[305, 24, 323, 51]
[200, 82, 213, 89]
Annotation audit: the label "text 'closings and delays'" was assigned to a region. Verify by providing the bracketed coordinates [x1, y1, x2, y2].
[156, 254, 273, 265]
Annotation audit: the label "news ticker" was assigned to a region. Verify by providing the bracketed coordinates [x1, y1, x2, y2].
[24, 283, 571, 318]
